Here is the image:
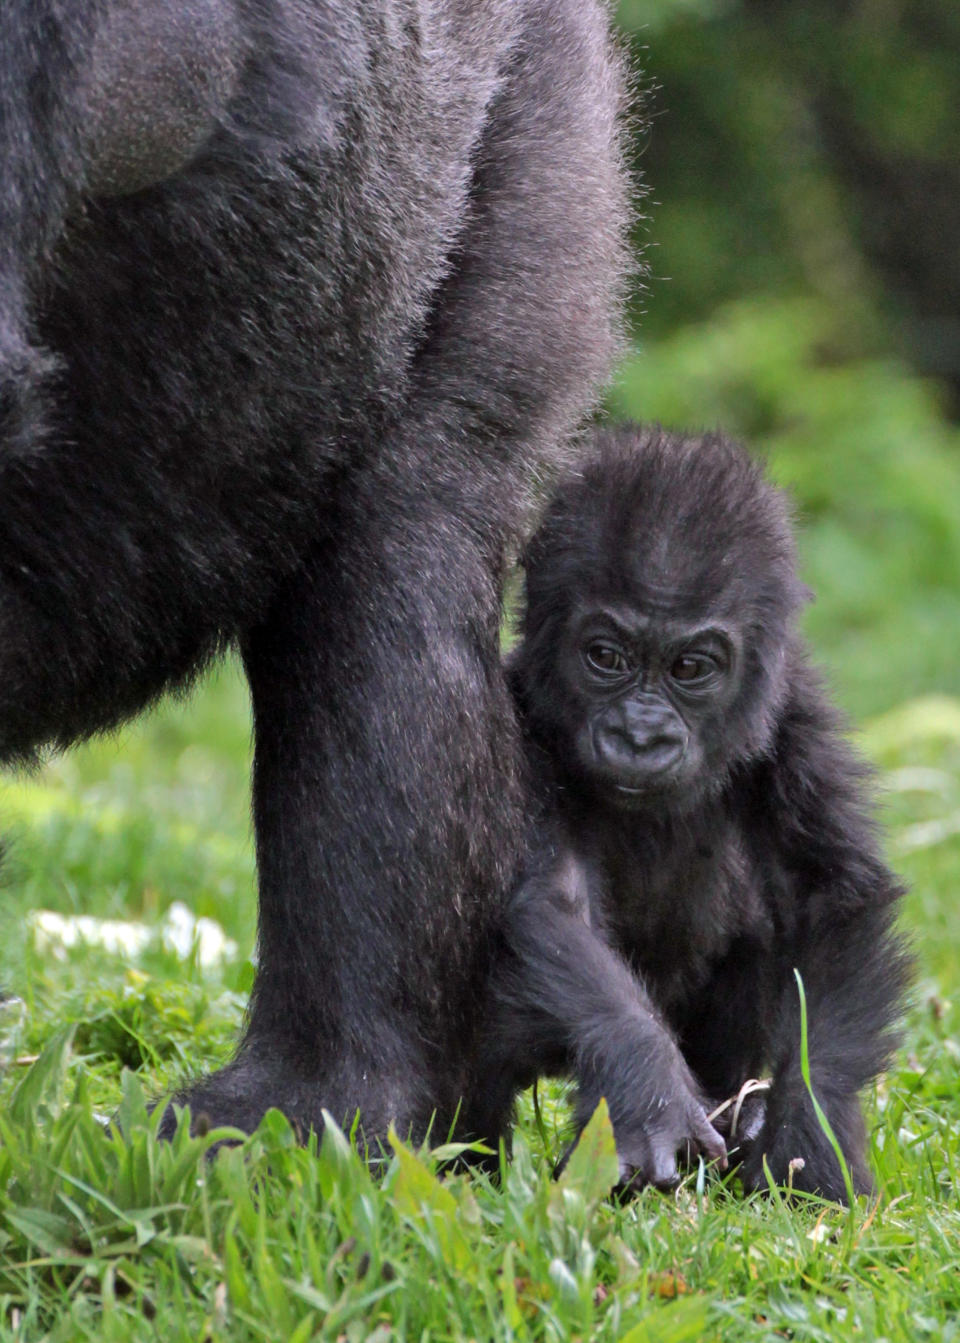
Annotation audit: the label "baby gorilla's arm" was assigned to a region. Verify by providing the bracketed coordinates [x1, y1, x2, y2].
[490, 852, 726, 1190]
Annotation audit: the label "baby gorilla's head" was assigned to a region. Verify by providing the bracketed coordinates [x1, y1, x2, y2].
[512, 424, 809, 813]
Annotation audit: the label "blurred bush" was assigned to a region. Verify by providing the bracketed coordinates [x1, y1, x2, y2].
[617, 0, 960, 403]
[612, 1, 960, 718]
[613, 295, 960, 715]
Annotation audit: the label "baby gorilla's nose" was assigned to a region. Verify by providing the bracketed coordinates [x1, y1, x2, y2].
[593, 700, 687, 786]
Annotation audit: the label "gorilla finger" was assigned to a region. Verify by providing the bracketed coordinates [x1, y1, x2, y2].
[648, 1143, 680, 1191]
[693, 1115, 728, 1168]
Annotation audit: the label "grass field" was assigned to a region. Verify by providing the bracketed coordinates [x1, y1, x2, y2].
[2, 317, 960, 1340]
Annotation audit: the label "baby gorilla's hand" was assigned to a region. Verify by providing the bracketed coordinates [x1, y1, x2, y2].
[570, 1029, 728, 1194]
[613, 1088, 727, 1192]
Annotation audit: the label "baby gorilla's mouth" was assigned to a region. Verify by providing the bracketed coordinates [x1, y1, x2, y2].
[608, 774, 682, 810]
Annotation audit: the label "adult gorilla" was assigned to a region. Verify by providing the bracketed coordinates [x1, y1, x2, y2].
[0, 2, 627, 1141]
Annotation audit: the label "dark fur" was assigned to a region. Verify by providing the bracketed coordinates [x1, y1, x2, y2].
[0, 1, 628, 1142]
[487, 424, 910, 1199]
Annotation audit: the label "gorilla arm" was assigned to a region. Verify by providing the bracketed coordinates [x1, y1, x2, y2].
[490, 848, 727, 1190]
[167, 0, 629, 1141]
[81, 0, 243, 196]
[1, 0, 241, 525]
[1, 2, 241, 266]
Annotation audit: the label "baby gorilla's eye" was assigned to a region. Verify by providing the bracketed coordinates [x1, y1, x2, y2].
[586, 642, 626, 674]
[671, 654, 713, 683]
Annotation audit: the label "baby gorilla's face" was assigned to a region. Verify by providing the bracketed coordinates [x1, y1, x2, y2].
[560, 599, 742, 811]
[514, 426, 810, 808]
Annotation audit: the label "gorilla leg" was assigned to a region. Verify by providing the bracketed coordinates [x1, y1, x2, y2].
[741, 905, 907, 1200]
[166, 0, 628, 1141]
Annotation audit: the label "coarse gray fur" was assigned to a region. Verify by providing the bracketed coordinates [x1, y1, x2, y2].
[0, 0, 630, 1143]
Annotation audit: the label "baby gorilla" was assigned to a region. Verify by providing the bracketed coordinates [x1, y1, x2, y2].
[487, 424, 910, 1200]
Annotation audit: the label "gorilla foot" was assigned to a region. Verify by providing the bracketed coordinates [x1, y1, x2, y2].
[155, 1048, 428, 1148]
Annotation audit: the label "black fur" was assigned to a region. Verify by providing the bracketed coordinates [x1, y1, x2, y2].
[489, 424, 910, 1199]
[0, 2, 628, 1143]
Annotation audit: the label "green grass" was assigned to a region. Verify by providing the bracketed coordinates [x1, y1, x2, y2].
[3, 309, 960, 1337]
[2, 651, 959, 1342]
